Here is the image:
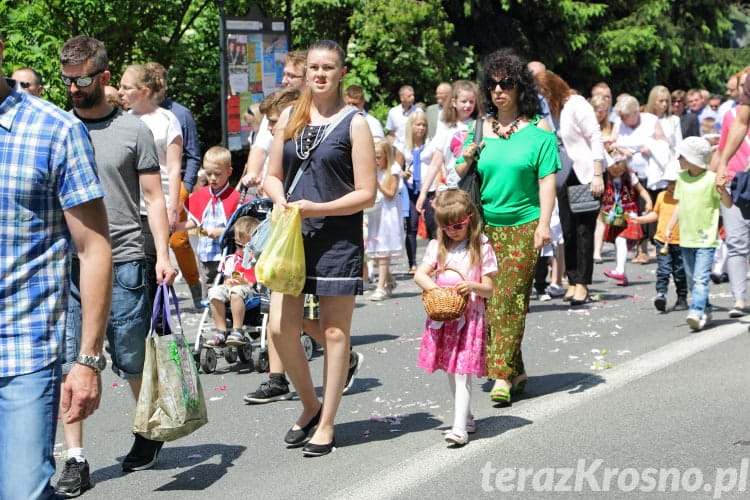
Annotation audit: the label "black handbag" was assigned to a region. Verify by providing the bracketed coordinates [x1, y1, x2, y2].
[731, 170, 750, 219]
[567, 183, 600, 214]
[457, 117, 484, 220]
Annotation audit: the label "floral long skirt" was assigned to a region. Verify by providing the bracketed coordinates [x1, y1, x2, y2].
[484, 220, 539, 381]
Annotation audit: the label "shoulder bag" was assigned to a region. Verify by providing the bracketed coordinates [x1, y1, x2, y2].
[457, 117, 484, 220]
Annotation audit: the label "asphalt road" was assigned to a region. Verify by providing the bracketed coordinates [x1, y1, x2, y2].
[53, 245, 750, 499]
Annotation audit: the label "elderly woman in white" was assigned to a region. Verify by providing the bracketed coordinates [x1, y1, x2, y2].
[614, 95, 671, 264]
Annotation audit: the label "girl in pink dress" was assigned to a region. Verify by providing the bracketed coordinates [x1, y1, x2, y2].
[414, 190, 498, 446]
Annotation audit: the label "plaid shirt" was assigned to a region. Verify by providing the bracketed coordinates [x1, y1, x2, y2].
[0, 86, 104, 377]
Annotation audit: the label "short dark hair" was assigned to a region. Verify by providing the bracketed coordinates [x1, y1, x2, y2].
[15, 67, 42, 85]
[60, 36, 108, 72]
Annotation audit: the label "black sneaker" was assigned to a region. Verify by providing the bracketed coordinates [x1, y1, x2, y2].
[343, 351, 364, 394]
[673, 298, 689, 311]
[122, 434, 164, 472]
[654, 293, 667, 312]
[56, 458, 91, 498]
[243, 380, 291, 404]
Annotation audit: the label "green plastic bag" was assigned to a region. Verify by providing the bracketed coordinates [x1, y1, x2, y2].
[134, 284, 208, 442]
[255, 205, 306, 296]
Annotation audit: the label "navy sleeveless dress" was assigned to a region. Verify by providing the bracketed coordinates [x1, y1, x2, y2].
[283, 110, 363, 295]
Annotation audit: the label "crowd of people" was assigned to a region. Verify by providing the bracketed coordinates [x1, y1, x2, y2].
[3, 31, 750, 498]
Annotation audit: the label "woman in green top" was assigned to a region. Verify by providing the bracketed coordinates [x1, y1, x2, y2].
[459, 48, 559, 404]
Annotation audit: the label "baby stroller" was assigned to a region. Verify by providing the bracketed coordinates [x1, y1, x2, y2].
[193, 196, 315, 373]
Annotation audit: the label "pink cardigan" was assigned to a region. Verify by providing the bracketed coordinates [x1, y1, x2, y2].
[559, 94, 606, 184]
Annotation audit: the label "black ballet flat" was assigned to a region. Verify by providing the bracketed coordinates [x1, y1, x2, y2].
[284, 405, 322, 447]
[302, 437, 336, 457]
[569, 295, 590, 306]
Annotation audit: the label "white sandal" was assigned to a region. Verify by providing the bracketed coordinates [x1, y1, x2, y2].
[368, 289, 388, 301]
[444, 430, 469, 446]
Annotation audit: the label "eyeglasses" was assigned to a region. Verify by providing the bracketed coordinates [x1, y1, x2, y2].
[440, 214, 472, 232]
[671, 99, 683, 104]
[19, 81, 32, 89]
[60, 70, 103, 88]
[486, 76, 516, 92]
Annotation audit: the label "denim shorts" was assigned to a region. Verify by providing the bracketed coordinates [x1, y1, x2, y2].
[63, 259, 150, 379]
[0, 362, 60, 500]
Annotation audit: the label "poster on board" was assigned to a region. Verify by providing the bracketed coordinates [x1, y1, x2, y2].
[224, 15, 288, 151]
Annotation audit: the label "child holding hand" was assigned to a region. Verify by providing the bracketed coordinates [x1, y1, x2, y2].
[601, 150, 653, 286]
[204, 216, 259, 347]
[414, 190, 497, 447]
[665, 137, 732, 331]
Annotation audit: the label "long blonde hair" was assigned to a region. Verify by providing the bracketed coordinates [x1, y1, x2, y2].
[433, 190, 483, 269]
[284, 40, 346, 141]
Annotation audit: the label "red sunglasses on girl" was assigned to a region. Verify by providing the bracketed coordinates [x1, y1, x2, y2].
[440, 214, 472, 232]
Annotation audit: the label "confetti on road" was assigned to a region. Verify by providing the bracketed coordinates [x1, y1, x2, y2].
[213, 386, 227, 391]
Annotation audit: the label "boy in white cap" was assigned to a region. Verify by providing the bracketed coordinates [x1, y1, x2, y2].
[665, 137, 732, 330]
[631, 160, 688, 312]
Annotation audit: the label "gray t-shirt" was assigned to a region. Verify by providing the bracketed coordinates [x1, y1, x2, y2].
[75, 108, 160, 263]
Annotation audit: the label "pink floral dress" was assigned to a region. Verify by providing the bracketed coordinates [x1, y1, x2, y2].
[417, 238, 498, 376]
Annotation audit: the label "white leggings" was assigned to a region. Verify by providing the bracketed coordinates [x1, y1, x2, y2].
[615, 236, 628, 275]
[447, 373, 472, 433]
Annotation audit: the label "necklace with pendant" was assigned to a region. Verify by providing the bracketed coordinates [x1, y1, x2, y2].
[491, 115, 522, 139]
[295, 123, 329, 160]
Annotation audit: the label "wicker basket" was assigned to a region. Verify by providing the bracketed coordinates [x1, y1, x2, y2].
[421, 267, 468, 321]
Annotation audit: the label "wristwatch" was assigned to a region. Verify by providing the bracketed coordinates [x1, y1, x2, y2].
[76, 354, 107, 374]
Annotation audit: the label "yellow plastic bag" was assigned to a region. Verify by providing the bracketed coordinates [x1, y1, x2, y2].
[255, 205, 306, 296]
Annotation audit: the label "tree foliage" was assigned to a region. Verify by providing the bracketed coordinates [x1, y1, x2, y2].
[2, 0, 749, 150]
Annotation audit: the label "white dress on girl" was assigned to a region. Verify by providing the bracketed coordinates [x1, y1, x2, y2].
[366, 162, 404, 258]
[417, 237, 498, 376]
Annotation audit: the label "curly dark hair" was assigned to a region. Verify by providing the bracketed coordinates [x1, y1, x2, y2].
[480, 48, 541, 119]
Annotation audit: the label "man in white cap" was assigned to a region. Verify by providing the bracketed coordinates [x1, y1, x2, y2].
[665, 137, 732, 330]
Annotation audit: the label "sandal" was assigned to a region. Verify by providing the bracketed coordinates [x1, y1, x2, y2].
[204, 332, 226, 347]
[490, 387, 511, 403]
[368, 289, 389, 301]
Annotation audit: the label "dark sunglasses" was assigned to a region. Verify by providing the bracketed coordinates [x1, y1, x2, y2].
[60, 70, 103, 88]
[440, 214, 472, 232]
[486, 76, 516, 92]
[671, 99, 683, 104]
[19, 81, 32, 89]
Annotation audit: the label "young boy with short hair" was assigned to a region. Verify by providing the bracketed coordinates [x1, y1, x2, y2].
[179, 146, 241, 299]
[632, 161, 688, 312]
[205, 216, 259, 347]
[665, 137, 732, 331]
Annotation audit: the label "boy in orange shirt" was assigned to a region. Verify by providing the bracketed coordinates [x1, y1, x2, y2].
[631, 161, 688, 312]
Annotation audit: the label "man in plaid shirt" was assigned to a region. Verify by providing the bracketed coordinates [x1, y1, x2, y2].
[0, 37, 112, 499]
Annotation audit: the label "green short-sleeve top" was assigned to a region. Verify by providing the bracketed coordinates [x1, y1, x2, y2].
[457, 120, 560, 227]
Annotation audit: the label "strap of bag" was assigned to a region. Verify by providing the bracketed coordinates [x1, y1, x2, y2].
[286, 106, 358, 199]
[463, 117, 484, 176]
[149, 283, 184, 340]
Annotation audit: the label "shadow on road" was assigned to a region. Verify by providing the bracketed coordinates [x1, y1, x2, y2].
[90, 443, 246, 492]
[481, 371, 606, 403]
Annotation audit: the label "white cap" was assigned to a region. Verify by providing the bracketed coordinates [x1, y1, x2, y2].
[662, 159, 681, 181]
[675, 136, 712, 170]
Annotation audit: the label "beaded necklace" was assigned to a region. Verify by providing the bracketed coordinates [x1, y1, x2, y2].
[295, 123, 330, 160]
[491, 115, 522, 139]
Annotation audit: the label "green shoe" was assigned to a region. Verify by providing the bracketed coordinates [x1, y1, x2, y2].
[490, 387, 510, 403]
[510, 380, 526, 395]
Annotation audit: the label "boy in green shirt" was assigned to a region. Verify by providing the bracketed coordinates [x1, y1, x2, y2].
[665, 137, 732, 331]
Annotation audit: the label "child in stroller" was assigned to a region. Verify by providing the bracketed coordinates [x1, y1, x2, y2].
[204, 215, 259, 347]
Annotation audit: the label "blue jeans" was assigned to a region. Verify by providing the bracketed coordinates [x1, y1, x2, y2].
[63, 259, 150, 378]
[0, 362, 61, 500]
[681, 247, 715, 317]
[654, 240, 688, 298]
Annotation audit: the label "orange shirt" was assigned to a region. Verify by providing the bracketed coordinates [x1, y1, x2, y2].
[654, 190, 680, 245]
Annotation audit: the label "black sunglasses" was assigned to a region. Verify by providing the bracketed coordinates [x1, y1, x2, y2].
[486, 76, 516, 92]
[60, 70, 103, 88]
[19, 81, 32, 89]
